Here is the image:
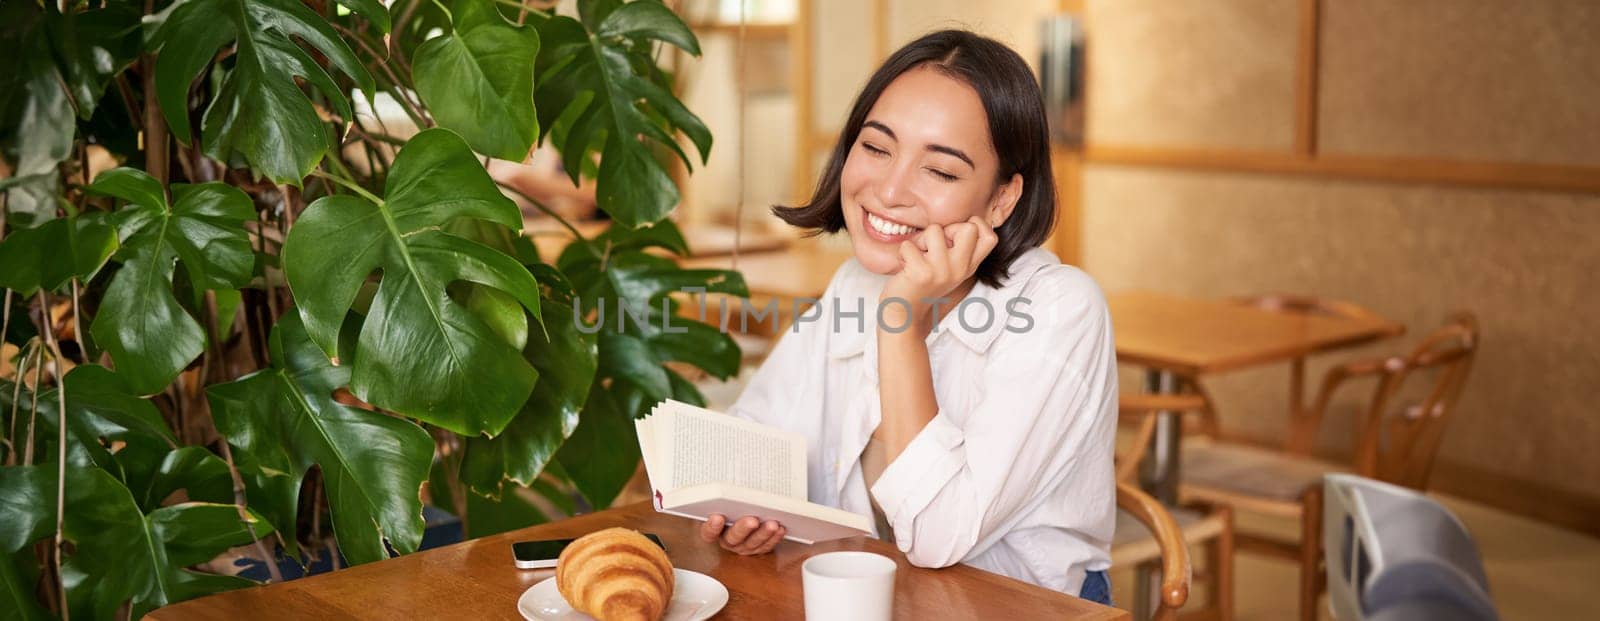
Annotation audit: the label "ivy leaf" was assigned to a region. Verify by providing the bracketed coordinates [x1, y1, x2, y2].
[139, 447, 234, 513]
[332, 0, 392, 33]
[0, 365, 178, 492]
[463, 265, 597, 498]
[534, 7, 710, 227]
[207, 312, 433, 566]
[0, 466, 272, 619]
[414, 0, 541, 161]
[282, 128, 543, 436]
[87, 168, 254, 395]
[152, 0, 376, 185]
[0, 213, 117, 295]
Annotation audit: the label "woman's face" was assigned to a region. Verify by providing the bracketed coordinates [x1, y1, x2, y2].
[840, 65, 1022, 276]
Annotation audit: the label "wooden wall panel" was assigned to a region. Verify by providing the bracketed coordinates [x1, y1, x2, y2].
[886, 0, 1057, 72]
[1084, 0, 1300, 150]
[1082, 165, 1600, 513]
[1320, 0, 1600, 166]
[813, 0, 876, 133]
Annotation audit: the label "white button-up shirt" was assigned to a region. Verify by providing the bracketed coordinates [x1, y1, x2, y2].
[727, 246, 1118, 596]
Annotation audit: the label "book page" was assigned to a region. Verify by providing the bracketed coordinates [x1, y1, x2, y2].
[654, 400, 807, 499]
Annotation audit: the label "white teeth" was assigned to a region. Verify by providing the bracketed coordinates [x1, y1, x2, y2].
[868, 212, 915, 237]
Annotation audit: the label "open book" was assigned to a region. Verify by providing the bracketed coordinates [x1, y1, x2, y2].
[635, 399, 873, 544]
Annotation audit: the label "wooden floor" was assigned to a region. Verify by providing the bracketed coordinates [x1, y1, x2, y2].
[695, 367, 1600, 620]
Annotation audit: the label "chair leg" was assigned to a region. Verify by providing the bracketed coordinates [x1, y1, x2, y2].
[1299, 486, 1325, 621]
[1213, 505, 1235, 621]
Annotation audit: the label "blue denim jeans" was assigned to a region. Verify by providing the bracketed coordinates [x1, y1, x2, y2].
[1079, 570, 1112, 606]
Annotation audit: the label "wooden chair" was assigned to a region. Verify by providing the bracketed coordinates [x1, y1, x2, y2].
[1177, 313, 1480, 621]
[1115, 394, 1235, 621]
[1116, 481, 1193, 621]
[1201, 294, 1388, 452]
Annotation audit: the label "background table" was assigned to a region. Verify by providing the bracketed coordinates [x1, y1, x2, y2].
[151, 502, 1127, 620]
[1109, 290, 1402, 618]
[1109, 290, 1404, 501]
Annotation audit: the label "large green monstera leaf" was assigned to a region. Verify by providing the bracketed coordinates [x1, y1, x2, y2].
[462, 264, 597, 498]
[87, 169, 255, 395]
[413, 0, 541, 161]
[535, 1, 711, 227]
[208, 313, 433, 565]
[152, 0, 377, 184]
[0, 466, 272, 619]
[282, 128, 543, 436]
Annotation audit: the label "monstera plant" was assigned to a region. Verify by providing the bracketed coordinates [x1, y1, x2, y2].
[0, 0, 745, 617]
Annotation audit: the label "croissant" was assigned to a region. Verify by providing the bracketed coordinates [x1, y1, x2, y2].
[556, 527, 676, 621]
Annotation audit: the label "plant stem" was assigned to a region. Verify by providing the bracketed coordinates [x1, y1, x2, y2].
[6, 342, 38, 467]
[278, 184, 301, 229]
[217, 439, 284, 583]
[24, 336, 45, 467]
[310, 170, 383, 204]
[488, 0, 551, 19]
[492, 180, 601, 259]
[1, 288, 11, 359]
[141, 50, 169, 185]
[328, 21, 431, 128]
[37, 290, 70, 621]
[70, 281, 85, 360]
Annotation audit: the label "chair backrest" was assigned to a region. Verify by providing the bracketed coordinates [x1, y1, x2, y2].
[1323, 474, 1497, 621]
[1342, 313, 1479, 489]
[1231, 295, 1384, 452]
[1115, 481, 1191, 620]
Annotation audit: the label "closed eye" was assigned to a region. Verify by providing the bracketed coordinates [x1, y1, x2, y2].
[862, 142, 889, 156]
[927, 168, 957, 181]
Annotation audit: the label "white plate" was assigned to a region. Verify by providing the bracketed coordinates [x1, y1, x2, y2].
[517, 568, 729, 621]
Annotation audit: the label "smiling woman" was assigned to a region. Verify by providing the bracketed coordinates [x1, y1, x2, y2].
[773, 29, 1057, 288]
[707, 30, 1119, 605]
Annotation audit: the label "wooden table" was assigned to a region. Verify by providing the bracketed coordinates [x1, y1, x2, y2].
[1110, 291, 1405, 377]
[1108, 290, 1402, 618]
[149, 502, 1127, 620]
[1108, 289, 1403, 502]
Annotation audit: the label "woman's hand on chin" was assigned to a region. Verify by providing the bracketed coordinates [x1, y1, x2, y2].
[879, 216, 999, 326]
[699, 513, 786, 555]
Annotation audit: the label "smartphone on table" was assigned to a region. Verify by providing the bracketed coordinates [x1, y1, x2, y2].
[512, 533, 666, 569]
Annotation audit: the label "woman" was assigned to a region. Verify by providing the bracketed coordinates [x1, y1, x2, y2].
[698, 29, 1117, 604]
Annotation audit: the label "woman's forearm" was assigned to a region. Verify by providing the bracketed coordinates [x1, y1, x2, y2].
[875, 306, 939, 463]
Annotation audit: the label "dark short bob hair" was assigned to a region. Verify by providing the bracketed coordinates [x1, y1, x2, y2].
[772, 29, 1056, 288]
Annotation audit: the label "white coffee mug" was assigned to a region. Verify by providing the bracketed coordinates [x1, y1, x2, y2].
[801, 551, 897, 621]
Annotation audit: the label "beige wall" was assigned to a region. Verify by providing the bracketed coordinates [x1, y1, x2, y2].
[1081, 0, 1600, 524]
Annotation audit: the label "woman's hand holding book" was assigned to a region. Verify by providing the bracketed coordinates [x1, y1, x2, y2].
[699, 514, 787, 555]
